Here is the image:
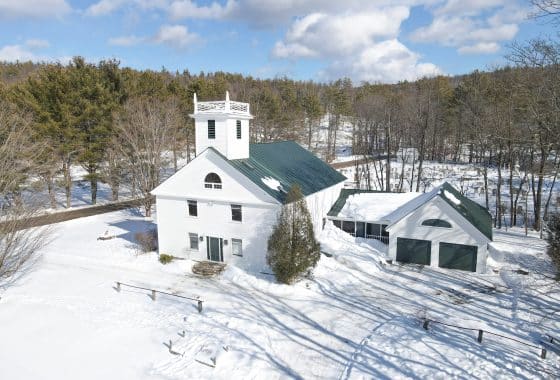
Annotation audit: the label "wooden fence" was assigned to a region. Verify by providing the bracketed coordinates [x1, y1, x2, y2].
[422, 318, 557, 360]
[115, 281, 203, 313]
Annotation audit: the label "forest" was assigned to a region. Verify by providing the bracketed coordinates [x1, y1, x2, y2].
[0, 36, 559, 233]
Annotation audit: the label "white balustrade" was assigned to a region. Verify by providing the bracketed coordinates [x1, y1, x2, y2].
[195, 99, 250, 115]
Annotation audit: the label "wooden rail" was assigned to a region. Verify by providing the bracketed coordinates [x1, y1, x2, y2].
[422, 318, 551, 359]
[115, 281, 203, 313]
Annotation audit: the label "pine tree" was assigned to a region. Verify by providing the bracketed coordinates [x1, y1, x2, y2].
[267, 184, 320, 284]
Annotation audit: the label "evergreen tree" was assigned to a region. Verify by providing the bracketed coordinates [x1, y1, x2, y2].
[267, 184, 320, 284]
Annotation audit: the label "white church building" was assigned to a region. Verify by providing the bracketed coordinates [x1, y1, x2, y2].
[152, 93, 492, 274]
[151, 93, 346, 272]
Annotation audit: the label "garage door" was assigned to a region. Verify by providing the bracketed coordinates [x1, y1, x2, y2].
[439, 242, 477, 272]
[396, 238, 431, 265]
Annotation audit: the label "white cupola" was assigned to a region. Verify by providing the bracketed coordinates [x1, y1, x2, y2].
[190, 91, 253, 160]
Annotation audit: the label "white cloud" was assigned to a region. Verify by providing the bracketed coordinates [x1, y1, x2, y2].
[458, 42, 500, 55]
[86, 0, 128, 16]
[109, 24, 200, 49]
[25, 39, 50, 49]
[411, 0, 527, 55]
[273, 8, 409, 59]
[0, 45, 38, 62]
[152, 24, 199, 48]
[108, 35, 143, 47]
[323, 39, 442, 83]
[0, 0, 71, 19]
[85, 0, 169, 16]
[434, 0, 506, 16]
[168, 0, 231, 20]
[0, 40, 70, 63]
[271, 6, 439, 83]
[166, 0, 426, 27]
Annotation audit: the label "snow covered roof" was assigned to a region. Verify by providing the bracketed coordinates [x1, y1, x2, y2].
[328, 182, 493, 240]
[328, 189, 422, 222]
[227, 141, 347, 203]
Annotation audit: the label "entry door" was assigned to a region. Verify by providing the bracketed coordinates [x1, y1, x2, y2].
[206, 237, 223, 262]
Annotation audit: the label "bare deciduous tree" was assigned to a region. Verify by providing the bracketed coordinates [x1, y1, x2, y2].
[0, 100, 49, 286]
[115, 96, 180, 217]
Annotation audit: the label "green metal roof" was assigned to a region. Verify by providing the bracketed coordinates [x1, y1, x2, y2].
[438, 182, 493, 240]
[226, 141, 347, 203]
[327, 189, 384, 217]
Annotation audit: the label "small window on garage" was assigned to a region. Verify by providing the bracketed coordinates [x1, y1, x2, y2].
[421, 219, 452, 228]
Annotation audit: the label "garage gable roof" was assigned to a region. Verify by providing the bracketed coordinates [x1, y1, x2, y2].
[387, 182, 492, 240]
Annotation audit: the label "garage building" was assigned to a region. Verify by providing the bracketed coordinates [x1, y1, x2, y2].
[327, 182, 492, 273]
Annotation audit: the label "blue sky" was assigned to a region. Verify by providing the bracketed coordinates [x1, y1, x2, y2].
[0, 0, 556, 83]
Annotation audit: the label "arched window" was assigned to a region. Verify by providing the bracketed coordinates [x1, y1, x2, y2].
[204, 173, 222, 189]
[421, 219, 452, 228]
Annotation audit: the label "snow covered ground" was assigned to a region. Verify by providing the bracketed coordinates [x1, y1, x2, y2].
[1, 211, 559, 379]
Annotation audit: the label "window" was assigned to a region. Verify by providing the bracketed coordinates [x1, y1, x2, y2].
[366, 223, 381, 238]
[189, 233, 199, 250]
[236, 120, 242, 139]
[232, 238, 242, 256]
[342, 221, 355, 236]
[187, 200, 197, 217]
[204, 172, 222, 189]
[421, 219, 452, 228]
[356, 222, 365, 238]
[333, 220, 342, 229]
[208, 120, 216, 139]
[231, 204, 242, 222]
[366, 223, 389, 244]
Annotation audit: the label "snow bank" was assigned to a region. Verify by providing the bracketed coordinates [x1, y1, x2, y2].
[318, 222, 387, 276]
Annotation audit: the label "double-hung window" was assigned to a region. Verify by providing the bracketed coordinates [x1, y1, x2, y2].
[187, 200, 198, 217]
[189, 233, 199, 250]
[232, 238, 242, 256]
[231, 204, 242, 222]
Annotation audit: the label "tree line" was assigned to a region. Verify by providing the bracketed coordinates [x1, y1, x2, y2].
[0, 37, 559, 231]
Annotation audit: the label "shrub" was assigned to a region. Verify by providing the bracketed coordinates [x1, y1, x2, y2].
[159, 254, 173, 264]
[135, 228, 158, 253]
[267, 184, 320, 284]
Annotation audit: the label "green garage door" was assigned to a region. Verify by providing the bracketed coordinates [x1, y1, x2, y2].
[396, 238, 431, 265]
[439, 242, 477, 272]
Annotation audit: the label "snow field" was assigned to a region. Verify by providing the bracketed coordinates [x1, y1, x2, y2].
[0, 210, 559, 379]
